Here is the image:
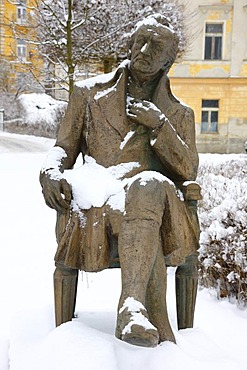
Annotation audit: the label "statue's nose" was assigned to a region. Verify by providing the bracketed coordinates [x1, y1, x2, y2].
[140, 41, 152, 55]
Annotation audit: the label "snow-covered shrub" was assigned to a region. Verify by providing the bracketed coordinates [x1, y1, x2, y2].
[197, 154, 247, 307]
[17, 93, 67, 138]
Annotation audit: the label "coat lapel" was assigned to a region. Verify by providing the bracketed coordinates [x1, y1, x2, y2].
[93, 67, 130, 139]
[92, 67, 183, 140]
[152, 74, 182, 126]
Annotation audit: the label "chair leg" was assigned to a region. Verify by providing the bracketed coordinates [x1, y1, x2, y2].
[175, 253, 198, 330]
[53, 263, 78, 327]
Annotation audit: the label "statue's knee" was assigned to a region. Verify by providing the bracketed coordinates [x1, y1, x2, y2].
[125, 177, 169, 221]
[176, 253, 198, 277]
[128, 176, 162, 192]
[127, 177, 165, 205]
[54, 262, 78, 277]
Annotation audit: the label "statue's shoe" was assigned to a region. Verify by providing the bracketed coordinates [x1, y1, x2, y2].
[121, 323, 159, 347]
[115, 297, 159, 348]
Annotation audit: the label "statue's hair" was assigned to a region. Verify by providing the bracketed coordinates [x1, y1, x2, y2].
[128, 14, 179, 74]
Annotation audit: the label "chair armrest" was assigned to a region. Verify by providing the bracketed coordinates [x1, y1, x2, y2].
[177, 181, 202, 201]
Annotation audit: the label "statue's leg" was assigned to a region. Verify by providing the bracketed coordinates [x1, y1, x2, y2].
[175, 252, 198, 330]
[146, 244, 176, 343]
[116, 178, 170, 347]
[53, 262, 78, 327]
[116, 218, 160, 347]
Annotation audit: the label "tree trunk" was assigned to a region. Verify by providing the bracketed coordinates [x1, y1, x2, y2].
[103, 56, 115, 73]
[67, 0, 74, 96]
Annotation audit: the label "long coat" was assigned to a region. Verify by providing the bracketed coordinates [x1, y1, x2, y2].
[46, 61, 200, 271]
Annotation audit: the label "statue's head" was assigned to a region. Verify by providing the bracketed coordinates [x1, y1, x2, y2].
[128, 14, 179, 76]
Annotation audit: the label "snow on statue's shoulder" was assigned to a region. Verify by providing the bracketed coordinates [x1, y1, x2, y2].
[94, 75, 121, 101]
[75, 60, 130, 90]
[75, 71, 115, 90]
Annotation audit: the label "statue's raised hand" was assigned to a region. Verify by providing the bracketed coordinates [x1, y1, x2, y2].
[127, 99, 165, 129]
[41, 174, 72, 214]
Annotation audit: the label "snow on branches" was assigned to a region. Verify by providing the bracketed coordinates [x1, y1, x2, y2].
[32, 0, 192, 94]
[197, 154, 247, 307]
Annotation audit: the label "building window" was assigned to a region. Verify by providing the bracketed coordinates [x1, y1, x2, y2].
[17, 39, 26, 61]
[204, 23, 223, 60]
[17, 1, 27, 24]
[201, 100, 219, 133]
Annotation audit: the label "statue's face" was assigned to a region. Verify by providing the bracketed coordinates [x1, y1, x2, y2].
[130, 25, 174, 76]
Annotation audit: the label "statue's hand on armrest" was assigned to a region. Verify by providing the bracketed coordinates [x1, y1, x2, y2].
[177, 181, 202, 201]
[40, 173, 72, 214]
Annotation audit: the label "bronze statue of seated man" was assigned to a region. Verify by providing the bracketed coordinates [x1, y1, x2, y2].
[40, 14, 200, 348]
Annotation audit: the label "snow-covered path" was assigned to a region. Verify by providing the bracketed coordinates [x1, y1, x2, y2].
[0, 132, 55, 153]
[0, 133, 246, 370]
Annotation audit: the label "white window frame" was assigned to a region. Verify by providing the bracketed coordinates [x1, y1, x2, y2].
[17, 39, 27, 61]
[201, 100, 219, 134]
[203, 21, 225, 61]
[17, 2, 27, 25]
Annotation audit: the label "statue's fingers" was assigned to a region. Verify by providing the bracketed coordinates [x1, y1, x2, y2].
[127, 107, 138, 116]
[51, 191, 70, 213]
[128, 99, 142, 108]
[142, 100, 150, 107]
[127, 101, 136, 110]
[129, 104, 141, 113]
[44, 196, 66, 214]
[128, 97, 135, 104]
[61, 179, 72, 202]
[56, 195, 70, 211]
[44, 197, 55, 210]
[133, 98, 143, 105]
[127, 112, 138, 120]
[129, 98, 138, 104]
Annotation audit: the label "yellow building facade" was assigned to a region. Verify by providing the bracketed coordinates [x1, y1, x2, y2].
[169, 0, 247, 153]
[0, 0, 43, 93]
[1, 0, 246, 153]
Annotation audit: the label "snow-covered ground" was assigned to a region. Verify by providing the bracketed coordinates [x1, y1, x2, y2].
[0, 132, 246, 370]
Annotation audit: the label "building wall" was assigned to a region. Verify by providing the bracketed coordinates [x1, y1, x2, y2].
[0, 0, 4, 55]
[169, 0, 247, 153]
[0, 0, 44, 93]
[1, 0, 246, 153]
[170, 77, 247, 153]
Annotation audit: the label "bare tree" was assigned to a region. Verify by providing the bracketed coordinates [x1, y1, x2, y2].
[80, 0, 191, 72]
[2, 0, 192, 97]
[33, 0, 193, 96]
[32, 0, 90, 96]
[0, 60, 13, 93]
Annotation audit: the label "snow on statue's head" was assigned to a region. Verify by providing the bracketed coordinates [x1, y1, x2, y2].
[128, 13, 179, 74]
